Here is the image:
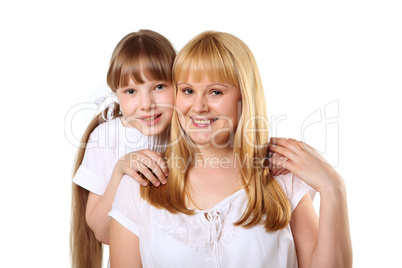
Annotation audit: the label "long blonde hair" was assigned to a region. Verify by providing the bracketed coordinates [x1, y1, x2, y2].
[141, 31, 291, 231]
[70, 29, 176, 268]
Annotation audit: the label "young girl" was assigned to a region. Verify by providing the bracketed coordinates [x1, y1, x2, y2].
[109, 31, 352, 267]
[70, 29, 176, 268]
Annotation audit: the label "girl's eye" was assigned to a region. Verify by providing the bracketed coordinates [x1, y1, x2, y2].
[211, 90, 222, 96]
[155, 84, 165, 91]
[126, 89, 136, 94]
[182, 88, 194, 95]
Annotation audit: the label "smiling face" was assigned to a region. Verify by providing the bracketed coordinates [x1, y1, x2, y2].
[176, 73, 242, 147]
[115, 75, 174, 136]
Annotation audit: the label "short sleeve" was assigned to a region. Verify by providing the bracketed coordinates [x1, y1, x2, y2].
[72, 122, 116, 196]
[274, 173, 316, 212]
[108, 175, 143, 236]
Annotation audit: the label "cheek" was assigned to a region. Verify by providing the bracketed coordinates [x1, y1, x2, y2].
[175, 96, 190, 115]
[119, 99, 136, 114]
[156, 91, 174, 105]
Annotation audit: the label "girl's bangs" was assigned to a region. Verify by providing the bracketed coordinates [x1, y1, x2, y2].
[108, 33, 174, 91]
[117, 52, 172, 88]
[174, 38, 239, 87]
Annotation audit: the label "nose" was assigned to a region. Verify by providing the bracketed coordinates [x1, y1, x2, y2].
[139, 91, 155, 111]
[192, 95, 208, 114]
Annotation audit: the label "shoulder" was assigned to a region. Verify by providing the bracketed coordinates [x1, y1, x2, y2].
[119, 175, 141, 192]
[109, 175, 143, 236]
[114, 175, 143, 208]
[274, 173, 315, 212]
[80, 118, 122, 172]
[87, 117, 121, 146]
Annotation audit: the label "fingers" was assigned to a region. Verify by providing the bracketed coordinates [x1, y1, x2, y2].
[286, 138, 329, 165]
[268, 141, 297, 162]
[274, 167, 286, 176]
[143, 159, 167, 185]
[141, 150, 169, 177]
[266, 143, 292, 176]
[269, 153, 295, 175]
[269, 153, 290, 176]
[135, 162, 163, 187]
[126, 170, 149, 187]
[127, 150, 169, 187]
[270, 137, 302, 154]
[268, 137, 301, 175]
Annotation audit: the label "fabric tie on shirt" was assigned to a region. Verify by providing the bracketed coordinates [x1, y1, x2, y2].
[205, 209, 222, 268]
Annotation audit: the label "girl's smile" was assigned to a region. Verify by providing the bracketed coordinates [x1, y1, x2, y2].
[116, 76, 174, 136]
[138, 113, 162, 125]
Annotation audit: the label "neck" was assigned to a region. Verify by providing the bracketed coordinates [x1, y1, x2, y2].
[185, 145, 243, 210]
[192, 146, 235, 170]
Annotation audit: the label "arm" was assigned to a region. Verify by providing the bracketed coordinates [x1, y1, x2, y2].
[86, 169, 123, 244]
[309, 181, 351, 268]
[109, 219, 142, 268]
[290, 194, 318, 268]
[86, 149, 168, 244]
[269, 138, 352, 268]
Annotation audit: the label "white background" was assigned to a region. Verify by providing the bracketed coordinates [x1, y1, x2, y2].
[1, 0, 401, 267]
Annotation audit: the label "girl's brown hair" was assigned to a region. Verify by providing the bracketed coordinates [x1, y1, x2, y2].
[141, 31, 291, 231]
[70, 29, 175, 268]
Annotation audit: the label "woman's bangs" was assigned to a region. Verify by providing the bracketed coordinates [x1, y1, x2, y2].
[174, 39, 239, 87]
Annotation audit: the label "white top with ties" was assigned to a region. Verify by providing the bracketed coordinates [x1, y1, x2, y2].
[109, 172, 315, 268]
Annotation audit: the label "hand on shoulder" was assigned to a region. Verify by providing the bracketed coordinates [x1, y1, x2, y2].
[268, 137, 345, 194]
[114, 149, 169, 187]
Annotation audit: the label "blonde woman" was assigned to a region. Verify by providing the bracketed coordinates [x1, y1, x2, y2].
[109, 31, 352, 267]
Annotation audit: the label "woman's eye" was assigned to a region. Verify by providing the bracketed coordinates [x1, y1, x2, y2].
[182, 88, 194, 95]
[126, 89, 136, 94]
[155, 84, 165, 91]
[211, 90, 222, 96]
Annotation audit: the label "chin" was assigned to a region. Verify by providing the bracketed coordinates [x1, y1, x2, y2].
[189, 133, 211, 143]
[143, 128, 165, 136]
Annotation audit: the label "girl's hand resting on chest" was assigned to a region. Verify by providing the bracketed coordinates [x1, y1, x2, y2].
[268, 137, 345, 193]
[114, 150, 168, 187]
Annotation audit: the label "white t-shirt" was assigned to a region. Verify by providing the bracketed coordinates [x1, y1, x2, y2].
[109, 173, 315, 268]
[73, 117, 156, 195]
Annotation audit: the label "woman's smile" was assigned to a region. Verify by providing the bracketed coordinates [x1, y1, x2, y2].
[176, 74, 242, 146]
[190, 116, 219, 127]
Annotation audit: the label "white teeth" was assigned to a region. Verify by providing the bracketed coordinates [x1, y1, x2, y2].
[194, 119, 210, 124]
[193, 118, 217, 124]
[142, 115, 158, 122]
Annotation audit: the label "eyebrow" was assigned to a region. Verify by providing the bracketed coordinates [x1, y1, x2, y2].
[177, 82, 229, 88]
[177, 82, 190, 86]
[208, 83, 228, 88]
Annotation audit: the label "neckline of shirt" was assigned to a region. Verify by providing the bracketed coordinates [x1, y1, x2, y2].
[193, 188, 246, 213]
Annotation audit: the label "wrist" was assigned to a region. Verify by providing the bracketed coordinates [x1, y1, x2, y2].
[111, 166, 125, 182]
[318, 174, 346, 196]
